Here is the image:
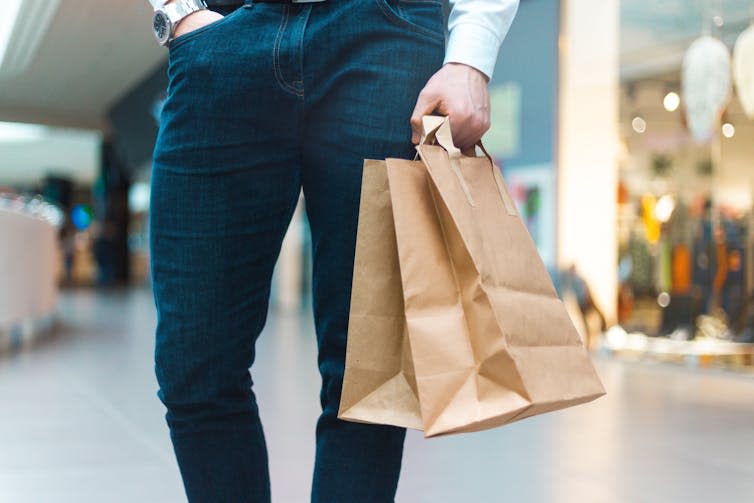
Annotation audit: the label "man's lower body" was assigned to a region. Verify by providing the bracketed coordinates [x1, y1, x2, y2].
[150, 1, 445, 501]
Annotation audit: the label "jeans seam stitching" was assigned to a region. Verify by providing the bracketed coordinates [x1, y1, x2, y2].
[373, 0, 445, 44]
[295, 6, 312, 98]
[272, 6, 303, 97]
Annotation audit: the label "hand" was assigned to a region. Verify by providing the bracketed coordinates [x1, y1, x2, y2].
[173, 8, 224, 40]
[410, 63, 491, 150]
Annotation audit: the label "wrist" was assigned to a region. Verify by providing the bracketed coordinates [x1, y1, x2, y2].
[443, 62, 490, 84]
[153, 0, 210, 45]
[444, 22, 501, 81]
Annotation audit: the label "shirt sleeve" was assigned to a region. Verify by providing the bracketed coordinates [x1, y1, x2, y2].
[443, 0, 519, 80]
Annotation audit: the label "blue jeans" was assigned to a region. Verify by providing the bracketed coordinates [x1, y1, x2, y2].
[150, 1, 445, 501]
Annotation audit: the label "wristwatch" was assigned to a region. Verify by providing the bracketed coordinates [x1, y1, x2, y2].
[152, 0, 209, 46]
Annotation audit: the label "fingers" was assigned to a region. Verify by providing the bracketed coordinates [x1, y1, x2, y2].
[410, 88, 440, 145]
[174, 10, 224, 39]
[410, 64, 492, 150]
[448, 107, 490, 150]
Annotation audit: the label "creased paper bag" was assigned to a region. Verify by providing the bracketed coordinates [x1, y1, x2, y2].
[339, 116, 605, 437]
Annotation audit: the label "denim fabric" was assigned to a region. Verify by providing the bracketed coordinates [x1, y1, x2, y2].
[150, 1, 445, 501]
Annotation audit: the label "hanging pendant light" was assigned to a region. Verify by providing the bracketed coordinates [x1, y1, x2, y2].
[733, 25, 754, 119]
[682, 36, 732, 142]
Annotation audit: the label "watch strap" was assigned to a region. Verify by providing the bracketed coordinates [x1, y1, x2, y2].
[166, 0, 207, 22]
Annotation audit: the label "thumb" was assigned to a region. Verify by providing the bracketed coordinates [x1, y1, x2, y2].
[410, 89, 440, 144]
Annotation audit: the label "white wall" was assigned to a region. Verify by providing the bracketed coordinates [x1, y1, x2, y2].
[558, 0, 621, 322]
[0, 123, 101, 186]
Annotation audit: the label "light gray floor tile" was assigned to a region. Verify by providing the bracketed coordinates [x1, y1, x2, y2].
[1, 288, 753, 502]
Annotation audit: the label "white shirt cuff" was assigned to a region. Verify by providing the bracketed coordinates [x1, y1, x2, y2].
[443, 22, 503, 80]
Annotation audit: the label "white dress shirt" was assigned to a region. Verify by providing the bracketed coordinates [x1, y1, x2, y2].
[445, 0, 519, 79]
[149, 0, 519, 79]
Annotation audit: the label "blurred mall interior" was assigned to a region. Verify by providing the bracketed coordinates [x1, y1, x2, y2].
[2, 0, 754, 501]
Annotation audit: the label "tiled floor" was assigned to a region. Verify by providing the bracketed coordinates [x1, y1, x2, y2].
[1, 287, 754, 503]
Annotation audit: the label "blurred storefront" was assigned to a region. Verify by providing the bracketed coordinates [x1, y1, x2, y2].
[488, 0, 754, 369]
[2, 0, 754, 369]
[603, 1, 754, 368]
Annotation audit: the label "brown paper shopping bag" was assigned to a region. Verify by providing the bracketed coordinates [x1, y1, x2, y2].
[337, 159, 423, 430]
[339, 116, 605, 437]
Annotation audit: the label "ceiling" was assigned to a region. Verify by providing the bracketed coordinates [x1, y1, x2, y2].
[0, 0, 165, 131]
[621, 0, 754, 81]
[0, 0, 752, 186]
[0, 0, 752, 128]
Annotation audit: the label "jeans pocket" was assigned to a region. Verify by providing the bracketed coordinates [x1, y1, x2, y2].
[168, 13, 232, 52]
[374, 0, 445, 44]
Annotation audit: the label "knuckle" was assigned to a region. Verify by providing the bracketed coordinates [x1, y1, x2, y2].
[476, 116, 490, 132]
[456, 105, 471, 119]
[420, 85, 436, 99]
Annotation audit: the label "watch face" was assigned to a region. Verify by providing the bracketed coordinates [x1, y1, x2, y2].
[153, 11, 171, 45]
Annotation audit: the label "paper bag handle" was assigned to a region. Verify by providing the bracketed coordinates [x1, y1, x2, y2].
[470, 141, 514, 215]
[417, 116, 476, 206]
[419, 115, 463, 159]
[415, 116, 518, 215]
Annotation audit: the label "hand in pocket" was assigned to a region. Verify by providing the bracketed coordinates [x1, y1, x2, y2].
[174, 9, 224, 40]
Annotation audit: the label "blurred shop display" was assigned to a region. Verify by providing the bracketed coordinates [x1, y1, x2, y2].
[92, 141, 131, 286]
[613, 162, 754, 367]
[41, 175, 99, 287]
[128, 182, 151, 285]
[503, 164, 556, 269]
[0, 191, 64, 227]
[610, 1, 754, 369]
[733, 24, 754, 118]
[551, 265, 607, 352]
[0, 192, 60, 351]
[682, 36, 732, 142]
[616, 190, 753, 339]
